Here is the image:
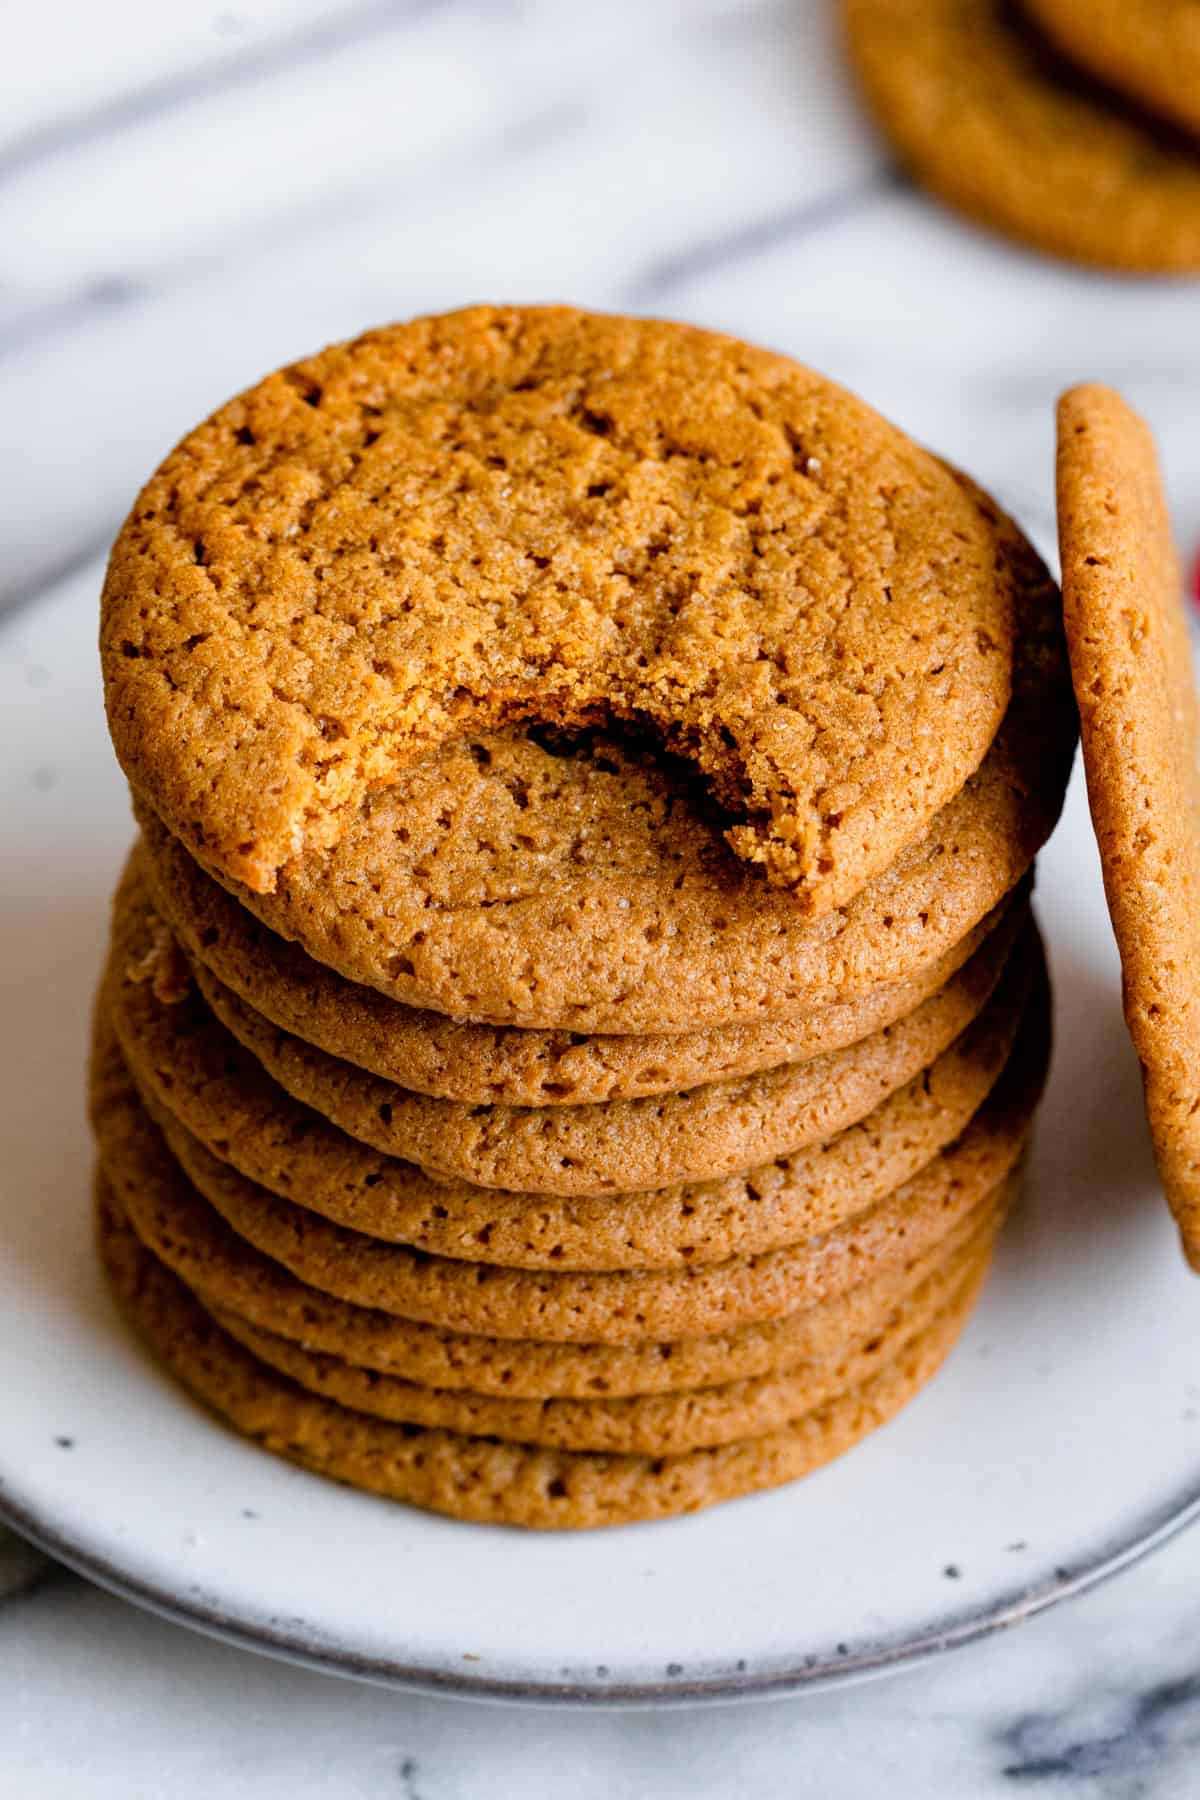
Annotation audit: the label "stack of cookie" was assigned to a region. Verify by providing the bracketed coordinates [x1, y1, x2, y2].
[90, 308, 1077, 1528]
[843, 0, 1200, 273]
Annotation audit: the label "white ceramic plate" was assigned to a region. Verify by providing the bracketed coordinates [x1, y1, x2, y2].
[3, 570, 1199, 1707]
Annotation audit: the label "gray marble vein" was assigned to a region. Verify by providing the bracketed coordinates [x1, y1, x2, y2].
[0, 89, 597, 373]
[0, 537, 116, 624]
[5, 1526, 1200, 1796]
[997, 1673, 1200, 1789]
[0, 0, 454, 187]
[630, 168, 905, 300]
[0, 278, 145, 361]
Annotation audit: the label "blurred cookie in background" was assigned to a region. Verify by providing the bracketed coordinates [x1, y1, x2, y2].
[1025, 0, 1200, 142]
[842, 0, 1200, 271]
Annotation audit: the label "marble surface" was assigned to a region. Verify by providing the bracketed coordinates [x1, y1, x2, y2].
[3, 0, 1200, 1792]
[5, 1521, 1200, 1796]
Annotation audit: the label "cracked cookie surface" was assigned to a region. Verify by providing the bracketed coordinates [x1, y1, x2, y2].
[127, 477, 1069, 1033]
[103, 306, 1022, 912]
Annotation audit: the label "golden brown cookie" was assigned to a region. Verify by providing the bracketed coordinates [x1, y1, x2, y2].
[99, 939, 1023, 1272]
[128, 485, 1070, 1035]
[94, 994, 1046, 1344]
[195, 914, 1021, 1209]
[103, 875, 1036, 1267]
[102, 307, 1024, 913]
[842, 0, 1200, 271]
[1056, 386, 1200, 1267]
[138, 1082, 1031, 1342]
[96, 1130, 1008, 1399]
[1025, 0, 1200, 142]
[136, 809, 1022, 1105]
[176, 890, 1022, 1198]
[213, 1244, 990, 1455]
[98, 1190, 982, 1528]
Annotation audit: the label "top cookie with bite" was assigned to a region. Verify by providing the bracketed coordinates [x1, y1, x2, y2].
[102, 306, 1020, 912]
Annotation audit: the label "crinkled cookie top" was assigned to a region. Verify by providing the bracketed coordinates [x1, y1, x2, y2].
[102, 305, 1015, 909]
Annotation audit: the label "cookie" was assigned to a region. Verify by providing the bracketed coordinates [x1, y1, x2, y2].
[136, 809, 1022, 1106]
[195, 914, 1021, 1209]
[98, 1190, 981, 1528]
[97, 1135, 1009, 1399]
[118, 1078, 1027, 1342]
[1025, 0, 1200, 142]
[129, 1078, 1031, 1342]
[93, 994, 1046, 1344]
[104, 884, 1036, 1267]
[174, 886, 1022, 1198]
[129, 486, 1070, 1034]
[1056, 386, 1200, 1267]
[96, 1099, 1010, 1398]
[138, 967, 1026, 1267]
[842, 0, 1200, 272]
[212, 1241, 991, 1455]
[102, 306, 1023, 914]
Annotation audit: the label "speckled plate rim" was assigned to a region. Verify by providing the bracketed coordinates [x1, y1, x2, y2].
[2, 1472, 1200, 1707]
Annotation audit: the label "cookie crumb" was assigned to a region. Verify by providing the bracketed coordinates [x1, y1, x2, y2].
[126, 921, 192, 1005]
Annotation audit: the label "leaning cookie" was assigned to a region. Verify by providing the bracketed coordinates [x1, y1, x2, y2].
[1056, 386, 1200, 1267]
